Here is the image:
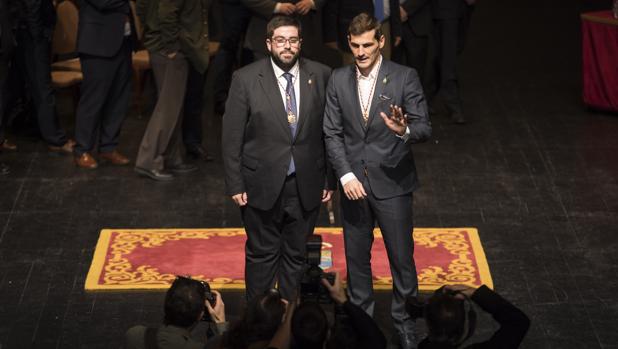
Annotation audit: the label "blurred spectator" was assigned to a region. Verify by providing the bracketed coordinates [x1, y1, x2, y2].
[125, 277, 228, 349]
[429, 0, 475, 124]
[73, 0, 135, 169]
[392, 0, 433, 93]
[134, 0, 210, 180]
[0, 0, 14, 175]
[409, 284, 530, 349]
[14, 0, 75, 154]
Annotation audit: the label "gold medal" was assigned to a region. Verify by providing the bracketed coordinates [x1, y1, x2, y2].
[288, 113, 297, 124]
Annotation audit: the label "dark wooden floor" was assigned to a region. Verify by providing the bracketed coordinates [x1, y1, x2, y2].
[1, 1, 617, 348]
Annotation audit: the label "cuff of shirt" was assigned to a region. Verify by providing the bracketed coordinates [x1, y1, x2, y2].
[340, 172, 357, 186]
[395, 126, 410, 142]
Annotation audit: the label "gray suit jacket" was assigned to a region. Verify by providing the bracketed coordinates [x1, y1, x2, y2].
[323, 59, 431, 199]
[222, 57, 335, 211]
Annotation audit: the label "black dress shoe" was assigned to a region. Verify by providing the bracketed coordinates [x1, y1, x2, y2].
[168, 163, 198, 174]
[186, 144, 214, 161]
[134, 167, 174, 181]
[0, 163, 9, 176]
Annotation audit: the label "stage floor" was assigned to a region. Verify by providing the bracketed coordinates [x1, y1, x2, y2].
[1, 1, 618, 348]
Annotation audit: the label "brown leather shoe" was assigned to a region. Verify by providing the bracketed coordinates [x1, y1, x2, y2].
[48, 139, 76, 154]
[75, 152, 98, 169]
[99, 150, 130, 165]
[1, 139, 17, 151]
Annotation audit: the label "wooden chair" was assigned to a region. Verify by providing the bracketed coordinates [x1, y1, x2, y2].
[50, 0, 82, 110]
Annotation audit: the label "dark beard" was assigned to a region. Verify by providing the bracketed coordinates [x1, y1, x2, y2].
[270, 50, 299, 71]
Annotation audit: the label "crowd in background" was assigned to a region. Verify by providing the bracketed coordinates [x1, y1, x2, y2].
[0, 0, 475, 178]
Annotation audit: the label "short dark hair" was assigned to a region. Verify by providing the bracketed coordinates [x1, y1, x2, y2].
[266, 15, 302, 39]
[164, 277, 205, 328]
[291, 302, 329, 349]
[347, 13, 382, 40]
[425, 292, 469, 345]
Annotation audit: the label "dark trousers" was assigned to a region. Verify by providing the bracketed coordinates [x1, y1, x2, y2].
[0, 57, 9, 143]
[16, 29, 67, 146]
[242, 175, 319, 302]
[74, 38, 132, 155]
[395, 26, 432, 95]
[181, 62, 206, 147]
[136, 52, 188, 171]
[433, 18, 463, 114]
[341, 177, 417, 336]
[210, 0, 251, 108]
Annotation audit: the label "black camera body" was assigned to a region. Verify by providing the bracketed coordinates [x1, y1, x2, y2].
[299, 234, 335, 303]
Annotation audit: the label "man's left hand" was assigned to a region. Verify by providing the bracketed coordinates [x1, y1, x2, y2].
[380, 105, 407, 136]
[322, 189, 334, 203]
[295, 0, 314, 15]
[393, 36, 402, 47]
[205, 290, 226, 323]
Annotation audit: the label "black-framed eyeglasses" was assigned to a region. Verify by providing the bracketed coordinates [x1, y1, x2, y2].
[270, 36, 301, 47]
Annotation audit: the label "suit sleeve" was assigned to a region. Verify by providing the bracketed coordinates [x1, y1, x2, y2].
[222, 71, 249, 196]
[322, 68, 338, 191]
[471, 285, 531, 348]
[323, 72, 352, 180]
[82, 0, 129, 11]
[241, 0, 277, 19]
[402, 68, 431, 144]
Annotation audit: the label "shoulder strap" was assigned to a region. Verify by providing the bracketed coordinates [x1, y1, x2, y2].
[144, 327, 159, 349]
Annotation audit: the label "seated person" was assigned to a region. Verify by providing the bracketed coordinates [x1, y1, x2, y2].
[412, 284, 530, 349]
[125, 276, 227, 349]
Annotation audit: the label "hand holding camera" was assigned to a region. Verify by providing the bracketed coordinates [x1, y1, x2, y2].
[321, 271, 347, 305]
[205, 290, 226, 324]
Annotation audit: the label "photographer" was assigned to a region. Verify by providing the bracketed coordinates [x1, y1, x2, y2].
[413, 284, 530, 349]
[125, 277, 228, 349]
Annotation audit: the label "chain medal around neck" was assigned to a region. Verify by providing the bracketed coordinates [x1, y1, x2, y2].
[277, 66, 299, 124]
[357, 59, 382, 126]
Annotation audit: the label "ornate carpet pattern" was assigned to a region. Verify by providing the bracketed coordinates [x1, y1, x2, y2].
[85, 227, 492, 291]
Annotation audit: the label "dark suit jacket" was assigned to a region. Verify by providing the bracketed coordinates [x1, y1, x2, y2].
[401, 0, 432, 36]
[419, 285, 531, 349]
[222, 58, 335, 211]
[323, 0, 401, 53]
[77, 0, 136, 57]
[323, 59, 431, 199]
[242, 0, 325, 59]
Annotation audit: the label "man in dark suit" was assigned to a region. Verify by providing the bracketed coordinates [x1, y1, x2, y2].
[323, 13, 431, 349]
[242, 0, 326, 63]
[394, 0, 433, 91]
[431, 0, 475, 124]
[222, 16, 335, 302]
[73, 0, 136, 169]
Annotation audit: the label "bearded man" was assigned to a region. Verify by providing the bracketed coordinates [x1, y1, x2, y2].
[222, 15, 335, 302]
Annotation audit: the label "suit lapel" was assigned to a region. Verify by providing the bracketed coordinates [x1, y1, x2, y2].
[295, 61, 313, 142]
[258, 59, 293, 142]
[366, 59, 390, 131]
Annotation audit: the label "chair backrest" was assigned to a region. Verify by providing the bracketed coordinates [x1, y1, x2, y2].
[52, 0, 79, 56]
[129, 0, 144, 42]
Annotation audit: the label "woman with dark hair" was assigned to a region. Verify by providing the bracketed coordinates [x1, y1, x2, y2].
[207, 289, 288, 349]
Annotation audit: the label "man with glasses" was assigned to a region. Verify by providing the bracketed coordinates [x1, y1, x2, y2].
[222, 15, 335, 302]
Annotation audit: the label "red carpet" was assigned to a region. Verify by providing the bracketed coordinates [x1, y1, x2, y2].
[86, 227, 492, 291]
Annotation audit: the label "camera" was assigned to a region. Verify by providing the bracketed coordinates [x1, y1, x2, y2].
[176, 276, 216, 322]
[299, 234, 335, 303]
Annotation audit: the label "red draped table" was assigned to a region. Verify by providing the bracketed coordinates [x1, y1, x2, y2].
[581, 11, 618, 112]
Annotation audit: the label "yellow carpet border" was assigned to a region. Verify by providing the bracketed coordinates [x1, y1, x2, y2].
[85, 227, 493, 292]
